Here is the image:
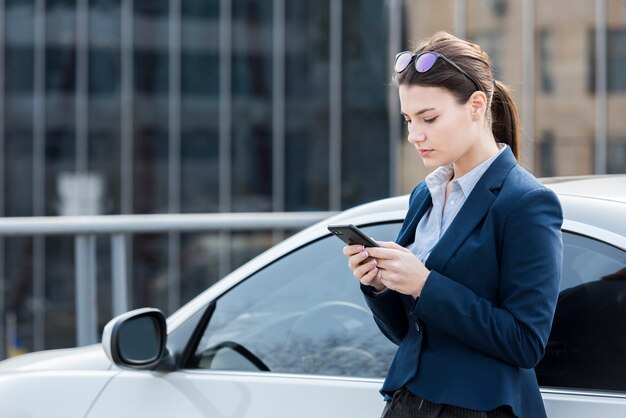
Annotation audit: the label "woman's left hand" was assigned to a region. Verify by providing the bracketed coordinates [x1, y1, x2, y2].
[367, 242, 431, 298]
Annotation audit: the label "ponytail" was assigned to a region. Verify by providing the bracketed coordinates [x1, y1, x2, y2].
[490, 80, 521, 160]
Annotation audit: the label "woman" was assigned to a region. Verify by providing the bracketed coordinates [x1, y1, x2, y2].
[343, 32, 563, 418]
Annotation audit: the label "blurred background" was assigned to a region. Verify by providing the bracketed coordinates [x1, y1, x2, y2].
[0, 0, 625, 358]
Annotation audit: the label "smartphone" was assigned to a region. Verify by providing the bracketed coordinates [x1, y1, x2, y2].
[327, 224, 379, 247]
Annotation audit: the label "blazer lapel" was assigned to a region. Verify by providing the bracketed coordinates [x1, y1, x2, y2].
[396, 185, 432, 247]
[425, 148, 517, 273]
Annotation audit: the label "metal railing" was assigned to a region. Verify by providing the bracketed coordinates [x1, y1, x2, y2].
[0, 211, 335, 355]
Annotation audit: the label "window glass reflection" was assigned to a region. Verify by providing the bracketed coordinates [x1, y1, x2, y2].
[193, 223, 401, 378]
[536, 233, 626, 391]
[118, 316, 160, 362]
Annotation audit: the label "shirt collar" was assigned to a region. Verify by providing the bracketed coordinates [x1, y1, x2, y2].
[425, 143, 508, 198]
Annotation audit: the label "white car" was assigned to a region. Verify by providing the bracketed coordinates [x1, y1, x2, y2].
[0, 175, 625, 418]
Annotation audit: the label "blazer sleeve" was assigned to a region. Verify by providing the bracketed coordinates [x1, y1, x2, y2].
[361, 285, 408, 345]
[409, 187, 563, 369]
[359, 182, 425, 346]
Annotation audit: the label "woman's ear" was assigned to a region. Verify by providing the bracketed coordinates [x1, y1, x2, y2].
[469, 91, 488, 121]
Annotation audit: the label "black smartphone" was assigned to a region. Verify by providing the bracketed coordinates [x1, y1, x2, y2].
[327, 224, 379, 247]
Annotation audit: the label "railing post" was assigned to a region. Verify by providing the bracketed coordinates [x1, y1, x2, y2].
[111, 234, 129, 316]
[167, 232, 180, 315]
[75, 235, 97, 345]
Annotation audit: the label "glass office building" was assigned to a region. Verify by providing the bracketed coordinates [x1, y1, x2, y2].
[2, 0, 625, 357]
[0, 0, 397, 355]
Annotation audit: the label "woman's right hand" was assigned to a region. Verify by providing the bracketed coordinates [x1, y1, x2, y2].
[342, 245, 386, 292]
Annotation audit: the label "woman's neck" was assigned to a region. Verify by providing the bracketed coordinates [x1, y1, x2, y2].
[452, 135, 500, 179]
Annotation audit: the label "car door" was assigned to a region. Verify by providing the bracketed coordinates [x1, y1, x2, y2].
[538, 230, 626, 417]
[87, 223, 400, 418]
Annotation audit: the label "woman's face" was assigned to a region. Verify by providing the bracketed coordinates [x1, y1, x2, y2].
[399, 84, 478, 171]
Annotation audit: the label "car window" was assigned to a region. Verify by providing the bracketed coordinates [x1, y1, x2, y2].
[190, 223, 400, 378]
[536, 232, 626, 392]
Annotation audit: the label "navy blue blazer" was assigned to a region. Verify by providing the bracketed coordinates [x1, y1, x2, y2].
[362, 148, 563, 418]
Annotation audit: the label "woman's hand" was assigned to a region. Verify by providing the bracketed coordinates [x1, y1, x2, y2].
[343, 245, 386, 292]
[366, 241, 431, 298]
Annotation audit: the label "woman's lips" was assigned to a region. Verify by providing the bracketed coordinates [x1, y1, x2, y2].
[419, 149, 433, 157]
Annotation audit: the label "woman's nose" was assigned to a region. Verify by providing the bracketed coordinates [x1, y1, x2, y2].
[407, 128, 425, 144]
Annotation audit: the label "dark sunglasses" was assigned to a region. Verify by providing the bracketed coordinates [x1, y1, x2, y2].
[394, 51, 484, 93]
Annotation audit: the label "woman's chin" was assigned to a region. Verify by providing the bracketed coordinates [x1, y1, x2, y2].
[420, 156, 441, 169]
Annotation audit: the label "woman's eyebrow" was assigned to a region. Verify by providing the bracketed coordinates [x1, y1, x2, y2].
[401, 108, 436, 117]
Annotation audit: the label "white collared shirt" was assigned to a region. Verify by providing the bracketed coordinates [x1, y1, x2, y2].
[408, 144, 508, 262]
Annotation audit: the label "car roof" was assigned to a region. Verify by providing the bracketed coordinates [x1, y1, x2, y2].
[542, 175, 626, 204]
[326, 175, 626, 239]
[542, 175, 626, 238]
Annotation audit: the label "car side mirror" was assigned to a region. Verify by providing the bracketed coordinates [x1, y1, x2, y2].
[102, 308, 167, 370]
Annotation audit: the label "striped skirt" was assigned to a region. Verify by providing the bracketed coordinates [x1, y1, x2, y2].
[381, 388, 517, 418]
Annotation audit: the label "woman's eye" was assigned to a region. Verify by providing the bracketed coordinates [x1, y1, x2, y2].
[424, 117, 438, 124]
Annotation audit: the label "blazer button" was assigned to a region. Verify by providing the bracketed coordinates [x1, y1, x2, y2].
[415, 321, 420, 332]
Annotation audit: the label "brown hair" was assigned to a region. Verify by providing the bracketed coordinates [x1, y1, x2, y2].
[394, 32, 521, 160]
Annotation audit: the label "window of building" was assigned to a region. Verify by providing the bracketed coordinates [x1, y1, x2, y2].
[5, 47, 34, 94]
[468, 30, 502, 79]
[181, 130, 219, 213]
[133, 51, 169, 95]
[607, 139, 626, 174]
[46, 47, 76, 94]
[588, 28, 626, 93]
[181, 53, 219, 96]
[181, 0, 219, 19]
[88, 49, 120, 95]
[538, 29, 555, 93]
[538, 131, 556, 177]
[134, 1, 168, 17]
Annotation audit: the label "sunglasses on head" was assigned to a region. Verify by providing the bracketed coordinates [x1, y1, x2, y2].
[394, 51, 485, 93]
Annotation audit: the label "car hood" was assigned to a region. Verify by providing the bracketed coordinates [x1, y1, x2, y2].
[0, 344, 112, 372]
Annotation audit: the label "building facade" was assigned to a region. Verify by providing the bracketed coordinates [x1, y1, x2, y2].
[402, 0, 626, 189]
[0, 0, 395, 357]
